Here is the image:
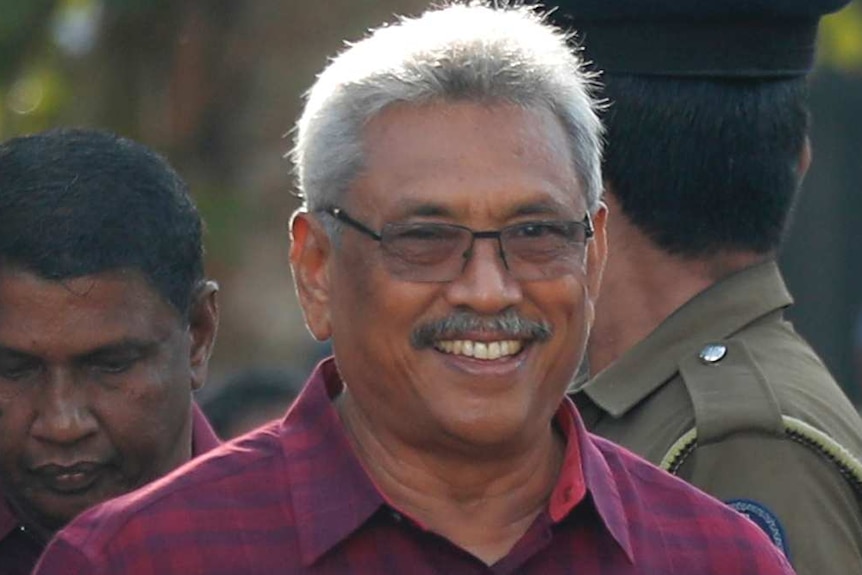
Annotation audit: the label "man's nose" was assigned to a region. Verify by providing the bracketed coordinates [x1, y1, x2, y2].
[444, 237, 523, 314]
[31, 369, 99, 445]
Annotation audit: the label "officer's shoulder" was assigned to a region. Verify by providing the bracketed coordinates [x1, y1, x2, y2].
[671, 336, 862, 496]
[681, 323, 862, 443]
[677, 339, 784, 443]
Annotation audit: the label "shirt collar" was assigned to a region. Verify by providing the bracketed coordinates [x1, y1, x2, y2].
[282, 358, 386, 567]
[0, 401, 219, 544]
[556, 397, 635, 561]
[578, 260, 792, 417]
[287, 358, 634, 565]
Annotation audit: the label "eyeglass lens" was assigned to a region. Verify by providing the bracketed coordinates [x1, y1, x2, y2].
[378, 221, 589, 282]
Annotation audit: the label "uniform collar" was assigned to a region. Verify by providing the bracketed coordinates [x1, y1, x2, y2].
[578, 260, 792, 417]
[287, 358, 633, 565]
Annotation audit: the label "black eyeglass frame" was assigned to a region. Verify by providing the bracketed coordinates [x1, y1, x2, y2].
[323, 206, 594, 281]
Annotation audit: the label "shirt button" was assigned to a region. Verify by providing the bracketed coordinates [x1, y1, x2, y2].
[698, 343, 728, 364]
[390, 511, 403, 523]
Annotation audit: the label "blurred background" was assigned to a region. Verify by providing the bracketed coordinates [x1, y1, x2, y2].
[1, 0, 861, 426]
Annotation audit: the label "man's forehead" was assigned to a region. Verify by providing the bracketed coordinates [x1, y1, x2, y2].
[351, 101, 585, 219]
[0, 268, 179, 357]
[0, 267, 164, 305]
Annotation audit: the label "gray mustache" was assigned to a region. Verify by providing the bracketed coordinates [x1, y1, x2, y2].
[411, 309, 552, 349]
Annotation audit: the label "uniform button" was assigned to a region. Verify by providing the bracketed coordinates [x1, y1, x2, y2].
[698, 343, 727, 364]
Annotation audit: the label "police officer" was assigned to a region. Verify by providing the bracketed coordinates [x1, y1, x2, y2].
[534, 1, 862, 573]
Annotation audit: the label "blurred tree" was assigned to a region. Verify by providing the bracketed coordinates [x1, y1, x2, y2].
[781, 2, 862, 403]
[0, 0, 62, 135]
[820, 0, 862, 72]
[0, 0, 57, 81]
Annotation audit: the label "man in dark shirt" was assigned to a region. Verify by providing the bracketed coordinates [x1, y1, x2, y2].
[0, 128, 220, 575]
[36, 5, 794, 574]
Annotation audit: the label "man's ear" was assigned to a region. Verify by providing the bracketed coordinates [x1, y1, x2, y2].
[289, 210, 333, 342]
[584, 200, 608, 323]
[188, 280, 219, 391]
[798, 136, 812, 182]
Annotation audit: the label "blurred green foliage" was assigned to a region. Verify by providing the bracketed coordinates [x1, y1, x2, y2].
[0, 0, 56, 76]
[0, 0, 179, 138]
[820, 1, 862, 71]
[0, 0, 59, 135]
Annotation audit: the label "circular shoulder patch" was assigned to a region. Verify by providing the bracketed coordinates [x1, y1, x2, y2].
[725, 498, 791, 559]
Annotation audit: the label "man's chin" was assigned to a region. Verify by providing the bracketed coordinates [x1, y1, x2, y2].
[21, 488, 120, 537]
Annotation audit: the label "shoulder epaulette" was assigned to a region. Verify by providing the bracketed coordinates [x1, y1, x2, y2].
[663, 339, 862, 495]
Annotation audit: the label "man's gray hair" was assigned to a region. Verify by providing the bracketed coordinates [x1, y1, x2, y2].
[291, 2, 603, 225]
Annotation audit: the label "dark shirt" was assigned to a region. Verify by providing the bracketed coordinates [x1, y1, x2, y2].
[0, 404, 219, 575]
[34, 358, 794, 574]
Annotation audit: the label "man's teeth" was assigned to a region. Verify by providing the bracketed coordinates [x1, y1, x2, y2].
[434, 340, 523, 359]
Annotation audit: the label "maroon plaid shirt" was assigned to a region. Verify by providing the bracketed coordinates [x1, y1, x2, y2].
[0, 404, 219, 575]
[35, 359, 795, 575]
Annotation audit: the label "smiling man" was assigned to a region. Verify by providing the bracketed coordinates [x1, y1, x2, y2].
[0, 128, 220, 575]
[36, 5, 794, 574]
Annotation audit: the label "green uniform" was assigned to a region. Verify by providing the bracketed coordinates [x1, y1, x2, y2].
[572, 260, 862, 574]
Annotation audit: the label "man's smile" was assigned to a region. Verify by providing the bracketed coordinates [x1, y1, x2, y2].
[433, 339, 524, 360]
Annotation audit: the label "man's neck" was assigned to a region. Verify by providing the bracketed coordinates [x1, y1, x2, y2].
[336, 394, 565, 565]
[5, 498, 54, 545]
[588, 197, 765, 376]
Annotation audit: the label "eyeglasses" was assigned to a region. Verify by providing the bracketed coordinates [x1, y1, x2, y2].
[324, 207, 594, 283]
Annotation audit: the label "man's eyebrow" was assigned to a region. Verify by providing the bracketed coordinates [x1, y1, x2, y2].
[0, 345, 39, 362]
[391, 198, 577, 221]
[508, 200, 572, 218]
[391, 201, 453, 219]
[73, 339, 159, 364]
[0, 339, 163, 364]
[76, 339, 160, 362]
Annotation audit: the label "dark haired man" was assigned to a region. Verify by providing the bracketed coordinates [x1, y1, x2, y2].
[535, 1, 862, 573]
[0, 128, 220, 575]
